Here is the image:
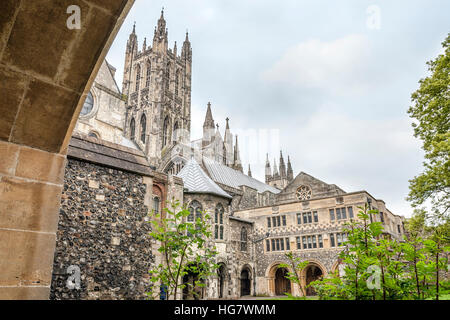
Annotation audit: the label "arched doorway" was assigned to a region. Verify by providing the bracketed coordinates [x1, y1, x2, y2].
[182, 271, 204, 300]
[305, 264, 324, 296]
[240, 268, 251, 296]
[275, 268, 291, 295]
[218, 264, 227, 299]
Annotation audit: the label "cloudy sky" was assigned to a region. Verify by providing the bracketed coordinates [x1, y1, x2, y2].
[106, 0, 449, 217]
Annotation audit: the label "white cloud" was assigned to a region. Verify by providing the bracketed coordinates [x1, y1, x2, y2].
[261, 34, 374, 95]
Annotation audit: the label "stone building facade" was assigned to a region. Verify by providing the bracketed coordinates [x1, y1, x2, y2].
[51, 10, 406, 300]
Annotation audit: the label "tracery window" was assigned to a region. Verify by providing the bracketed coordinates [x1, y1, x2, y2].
[165, 62, 170, 91]
[80, 91, 94, 116]
[140, 114, 147, 143]
[135, 64, 141, 92]
[130, 117, 136, 141]
[296, 185, 312, 200]
[240, 227, 247, 251]
[214, 204, 224, 240]
[188, 200, 203, 222]
[163, 116, 170, 147]
[146, 63, 151, 87]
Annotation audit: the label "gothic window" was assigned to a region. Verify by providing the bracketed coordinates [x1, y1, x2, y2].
[313, 211, 318, 223]
[136, 64, 141, 92]
[318, 235, 323, 248]
[348, 206, 354, 219]
[173, 122, 179, 143]
[146, 62, 151, 87]
[188, 200, 203, 222]
[140, 114, 147, 143]
[285, 238, 290, 250]
[88, 131, 99, 139]
[165, 62, 170, 91]
[80, 91, 94, 116]
[153, 197, 160, 214]
[163, 116, 170, 147]
[175, 70, 180, 96]
[296, 185, 312, 201]
[329, 209, 335, 221]
[214, 204, 224, 240]
[240, 227, 247, 251]
[130, 117, 136, 141]
[296, 237, 301, 249]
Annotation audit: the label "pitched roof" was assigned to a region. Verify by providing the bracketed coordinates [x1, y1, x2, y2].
[202, 157, 280, 194]
[176, 158, 232, 199]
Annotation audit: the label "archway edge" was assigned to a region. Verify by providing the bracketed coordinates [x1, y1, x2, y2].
[0, 0, 135, 300]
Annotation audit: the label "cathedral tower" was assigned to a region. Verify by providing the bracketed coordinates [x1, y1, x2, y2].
[123, 9, 192, 167]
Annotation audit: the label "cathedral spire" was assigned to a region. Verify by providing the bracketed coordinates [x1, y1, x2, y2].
[265, 153, 272, 183]
[248, 164, 252, 177]
[153, 8, 168, 50]
[287, 155, 294, 181]
[273, 158, 279, 178]
[233, 136, 243, 173]
[182, 29, 192, 61]
[279, 150, 286, 178]
[202, 102, 215, 147]
[224, 117, 233, 166]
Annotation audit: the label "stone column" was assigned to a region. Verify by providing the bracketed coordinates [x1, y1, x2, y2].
[0, 141, 66, 299]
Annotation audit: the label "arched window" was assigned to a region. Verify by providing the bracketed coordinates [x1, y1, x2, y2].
[188, 201, 203, 236]
[163, 116, 170, 147]
[153, 196, 160, 214]
[140, 114, 146, 143]
[173, 121, 179, 143]
[240, 227, 247, 251]
[130, 117, 136, 141]
[214, 204, 224, 240]
[165, 62, 170, 91]
[88, 131, 99, 140]
[135, 64, 141, 92]
[175, 70, 180, 96]
[145, 62, 151, 87]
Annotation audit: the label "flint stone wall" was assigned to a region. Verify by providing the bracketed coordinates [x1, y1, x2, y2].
[50, 159, 153, 300]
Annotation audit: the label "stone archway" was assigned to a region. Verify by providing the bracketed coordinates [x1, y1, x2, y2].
[275, 267, 291, 296]
[240, 267, 251, 297]
[217, 263, 227, 299]
[0, 0, 135, 300]
[304, 263, 325, 296]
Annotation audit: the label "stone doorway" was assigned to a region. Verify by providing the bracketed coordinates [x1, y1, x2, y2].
[182, 271, 203, 300]
[218, 264, 227, 298]
[305, 265, 323, 296]
[240, 268, 251, 296]
[275, 268, 291, 296]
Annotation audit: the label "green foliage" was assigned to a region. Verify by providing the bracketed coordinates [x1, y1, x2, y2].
[278, 252, 309, 297]
[146, 200, 218, 300]
[407, 33, 450, 221]
[309, 204, 450, 300]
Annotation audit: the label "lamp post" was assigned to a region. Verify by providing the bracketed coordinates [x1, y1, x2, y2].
[252, 232, 270, 296]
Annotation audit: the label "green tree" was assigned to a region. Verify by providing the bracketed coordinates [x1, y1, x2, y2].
[147, 201, 218, 300]
[278, 252, 309, 297]
[407, 33, 450, 222]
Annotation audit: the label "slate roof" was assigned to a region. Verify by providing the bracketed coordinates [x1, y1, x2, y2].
[176, 158, 232, 199]
[202, 157, 280, 194]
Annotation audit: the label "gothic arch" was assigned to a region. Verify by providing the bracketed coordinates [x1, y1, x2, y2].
[162, 115, 171, 147]
[130, 117, 136, 141]
[140, 113, 147, 143]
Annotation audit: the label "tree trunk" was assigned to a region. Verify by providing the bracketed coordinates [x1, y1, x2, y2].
[435, 246, 440, 301]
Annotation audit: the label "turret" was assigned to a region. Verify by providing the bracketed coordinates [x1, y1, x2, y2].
[233, 136, 243, 173]
[153, 8, 168, 53]
[279, 151, 286, 179]
[248, 164, 252, 177]
[224, 117, 234, 166]
[122, 22, 138, 95]
[265, 154, 272, 183]
[287, 156, 294, 181]
[181, 30, 192, 62]
[202, 102, 215, 147]
[273, 158, 279, 178]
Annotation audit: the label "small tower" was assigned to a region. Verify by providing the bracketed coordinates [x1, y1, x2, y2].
[287, 156, 294, 182]
[265, 154, 272, 183]
[248, 164, 252, 177]
[279, 151, 287, 179]
[224, 117, 234, 167]
[272, 158, 279, 179]
[233, 135, 243, 173]
[202, 102, 215, 148]
[153, 8, 168, 53]
[122, 22, 138, 96]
